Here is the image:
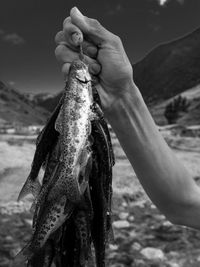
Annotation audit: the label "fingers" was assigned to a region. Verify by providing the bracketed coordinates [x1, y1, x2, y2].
[55, 31, 98, 59]
[69, 7, 114, 45]
[55, 44, 101, 80]
[55, 44, 98, 65]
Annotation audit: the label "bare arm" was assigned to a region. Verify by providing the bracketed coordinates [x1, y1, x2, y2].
[55, 7, 200, 230]
[107, 81, 200, 229]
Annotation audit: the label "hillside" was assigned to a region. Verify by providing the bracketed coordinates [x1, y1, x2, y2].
[151, 84, 200, 125]
[0, 81, 50, 126]
[31, 91, 63, 112]
[133, 27, 200, 104]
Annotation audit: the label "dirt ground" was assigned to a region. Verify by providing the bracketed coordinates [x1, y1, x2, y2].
[1, 130, 200, 266]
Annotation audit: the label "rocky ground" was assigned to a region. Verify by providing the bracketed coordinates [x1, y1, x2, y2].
[1, 129, 200, 267]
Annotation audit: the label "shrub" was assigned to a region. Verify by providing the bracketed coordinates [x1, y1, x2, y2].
[164, 95, 190, 124]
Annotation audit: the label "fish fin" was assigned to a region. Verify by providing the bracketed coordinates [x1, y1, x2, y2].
[30, 198, 37, 213]
[55, 104, 64, 134]
[17, 175, 41, 202]
[36, 93, 64, 147]
[14, 241, 33, 264]
[107, 225, 115, 244]
[92, 102, 115, 166]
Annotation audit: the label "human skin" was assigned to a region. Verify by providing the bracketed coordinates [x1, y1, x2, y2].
[55, 7, 200, 230]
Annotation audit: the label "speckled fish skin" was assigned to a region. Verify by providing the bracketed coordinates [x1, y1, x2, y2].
[21, 194, 73, 260]
[51, 59, 93, 203]
[27, 239, 54, 267]
[32, 139, 61, 230]
[19, 60, 94, 262]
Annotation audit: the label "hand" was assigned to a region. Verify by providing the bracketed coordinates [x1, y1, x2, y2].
[55, 7, 133, 116]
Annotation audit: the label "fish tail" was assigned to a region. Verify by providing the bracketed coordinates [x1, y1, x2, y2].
[17, 175, 41, 202]
[14, 241, 33, 263]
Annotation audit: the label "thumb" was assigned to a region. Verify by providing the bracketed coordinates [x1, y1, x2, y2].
[69, 7, 112, 44]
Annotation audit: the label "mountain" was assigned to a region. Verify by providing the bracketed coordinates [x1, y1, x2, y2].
[133, 27, 200, 104]
[31, 91, 63, 112]
[0, 81, 50, 126]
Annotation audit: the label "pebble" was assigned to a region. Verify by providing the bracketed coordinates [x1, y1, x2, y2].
[113, 220, 130, 229]
[122, 201, 128, 207]
[154, 214, 166, 221]
[162, 221, 173, 227]
[128, 215, 135, 222]
[197, 255, 200, 262]
[109, 244, 119, 250]
[132, 259, 145, 267]
[118, 212, 129, 220]
[168, 251, 180, 258]
[129, 230, 138, 238]
[107, 252, 118, 259]
[5, 235, 13, 242]
[0, 201, 31, 215]
[131, 242, 141, 251]
[140, 247, 165, 261]
[167, 262, 180, 267]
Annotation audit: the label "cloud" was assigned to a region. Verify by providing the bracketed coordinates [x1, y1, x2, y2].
[157, 0, 184, 6]
[0, 30, 25, 45]
[2, 33, 25, 45]
[106, 4, 123, 16]
[8, 81, 16, 86]
[149, 23, 161, 32]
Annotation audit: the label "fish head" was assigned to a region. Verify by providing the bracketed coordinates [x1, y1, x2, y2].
[70, 60, 91, 84]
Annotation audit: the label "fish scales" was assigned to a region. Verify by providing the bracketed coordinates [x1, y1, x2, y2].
[53, 60, 93, 203]
[16, 56, 115, 266]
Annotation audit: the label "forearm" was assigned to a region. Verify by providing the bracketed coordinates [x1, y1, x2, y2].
[107, 80, 200, 229]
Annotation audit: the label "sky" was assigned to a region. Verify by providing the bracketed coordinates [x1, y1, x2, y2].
[1, 0, 200, 94]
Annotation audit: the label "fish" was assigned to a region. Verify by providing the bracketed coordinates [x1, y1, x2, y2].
[17, 42, 115, 266]
[89, 119, 114, 267]
[50, 59, 94, 203]
[17, 97, 64, 201]
[17, 58, 95, 262]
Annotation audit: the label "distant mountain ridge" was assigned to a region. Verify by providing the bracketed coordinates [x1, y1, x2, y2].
[1, 26, 200, 126]
[0, 81, 50, 126]
[31, 91, 63, 112]
[34, 27, 200, 116]
[133, 27, 200, 104]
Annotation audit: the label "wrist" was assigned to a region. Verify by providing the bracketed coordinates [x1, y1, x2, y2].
[105, 79, 144, 123]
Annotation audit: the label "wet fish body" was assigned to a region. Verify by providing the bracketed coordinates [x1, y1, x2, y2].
[17, 57, 115, 267]
[17, 59, 95, 261]
[51, 60, 94, 203]
[17, 98, 63, 201]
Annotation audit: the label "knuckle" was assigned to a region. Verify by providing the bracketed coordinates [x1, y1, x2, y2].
[109, 34, 122, 48]
[90, 18, 101, 28]
[55, 45, 65, 60]
[113, 34, 121, 44]
[63, 17, 71, 29]
[62, 63, 70, 74]
[55, 31, 64, 44]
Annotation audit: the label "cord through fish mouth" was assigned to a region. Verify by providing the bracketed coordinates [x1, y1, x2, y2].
[76, 77, 90, 84]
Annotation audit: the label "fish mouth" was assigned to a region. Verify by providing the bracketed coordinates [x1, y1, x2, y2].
[75, 69, 91, 84]
[76, 77, 90, 84]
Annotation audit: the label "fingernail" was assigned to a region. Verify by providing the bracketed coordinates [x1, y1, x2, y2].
[72, 7, 84, 18]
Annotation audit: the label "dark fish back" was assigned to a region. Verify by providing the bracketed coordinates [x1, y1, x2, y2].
[29, 95, 64, 180]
